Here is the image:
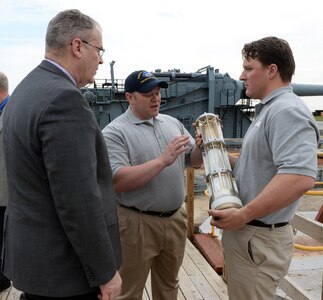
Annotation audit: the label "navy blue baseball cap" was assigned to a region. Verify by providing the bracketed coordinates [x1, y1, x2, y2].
[125, 70, 168, 93]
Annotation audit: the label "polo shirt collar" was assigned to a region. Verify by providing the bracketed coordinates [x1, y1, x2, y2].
[254, 86, 292, 116]
[261, 86, 292, 105]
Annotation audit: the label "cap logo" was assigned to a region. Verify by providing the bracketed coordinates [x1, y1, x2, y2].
[125, 70, 168, 93]
[138, 71, 156, 84]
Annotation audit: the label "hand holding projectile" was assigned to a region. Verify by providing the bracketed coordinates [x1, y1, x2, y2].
[208, 208, 247, 230]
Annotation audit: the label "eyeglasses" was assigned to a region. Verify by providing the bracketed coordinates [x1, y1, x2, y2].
[81, 40, 105, 57]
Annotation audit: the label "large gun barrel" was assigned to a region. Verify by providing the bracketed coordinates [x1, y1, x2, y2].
[239, 82, 323, 99]
[291, 83, 323, 97]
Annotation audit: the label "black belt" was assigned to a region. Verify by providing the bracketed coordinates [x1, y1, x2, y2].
[247, 219, 289, 229]
[121, 204, 179, 217]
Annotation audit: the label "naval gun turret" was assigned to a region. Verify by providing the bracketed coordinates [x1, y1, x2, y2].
[81, 65, 323, 139]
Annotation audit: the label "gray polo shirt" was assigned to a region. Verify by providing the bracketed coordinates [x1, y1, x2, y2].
[234, 86, 319, 224]
[102, 107, 195, 211]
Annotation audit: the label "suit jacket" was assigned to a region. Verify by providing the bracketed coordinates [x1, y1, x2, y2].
[0, 108, 8, 207]
[2, 60, 121, 296]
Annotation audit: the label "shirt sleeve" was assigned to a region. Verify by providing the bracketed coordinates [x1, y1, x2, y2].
[102, 124, 130, 177]
[267, 107, 319, 179]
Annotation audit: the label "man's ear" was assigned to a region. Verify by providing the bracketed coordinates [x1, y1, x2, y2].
[268, 63, 278, 79]
[125, 92, 134, 104]
[70, 38, 83, 58]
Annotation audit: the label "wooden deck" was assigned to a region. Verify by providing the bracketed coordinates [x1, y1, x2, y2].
[144, 238, 228, 300]
[0, 238, 228, 300]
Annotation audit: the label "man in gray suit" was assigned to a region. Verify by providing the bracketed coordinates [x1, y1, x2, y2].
[0, 71, 11, 292]
[2, 9, 122, 300]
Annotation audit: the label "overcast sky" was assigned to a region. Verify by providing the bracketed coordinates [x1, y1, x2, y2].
[1, 0, 323, 111]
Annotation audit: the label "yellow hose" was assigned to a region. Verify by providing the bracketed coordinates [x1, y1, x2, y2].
[304, 181, 323, 195]
[305, 190, 323, 195]
[294, 244, 323, 251]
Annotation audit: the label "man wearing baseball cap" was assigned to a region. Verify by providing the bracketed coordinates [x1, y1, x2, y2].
[102, 70, 203, 299]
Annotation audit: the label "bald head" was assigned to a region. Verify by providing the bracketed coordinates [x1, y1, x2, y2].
[0, 71, 8, 92]
[0, 71, 9, 103]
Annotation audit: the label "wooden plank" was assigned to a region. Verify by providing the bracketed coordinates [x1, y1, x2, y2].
[145, 271, 152, 299]
[142, 238, 228, 300]
[186, 167, 195, 241]
[1, 286, 21, 300]
[144, 267, 202, 300]
[194, 234, 224, 274]
[279, 275, 314, 300]
[143, 287, 151, 300]
[0, 285, 11, 300]
[183, 239, 228, 300]
[178, 267, 203, 300]
[142, 282, 152, 300]
[177, 285, 187, 300]
[291, 212, 323, 243]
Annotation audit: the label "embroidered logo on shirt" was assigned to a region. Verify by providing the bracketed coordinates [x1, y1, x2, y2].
[255, 121, 262, 127]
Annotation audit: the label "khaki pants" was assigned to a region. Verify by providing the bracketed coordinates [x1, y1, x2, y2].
[117, 204, 187, 300]
[222, 224, 294, 300]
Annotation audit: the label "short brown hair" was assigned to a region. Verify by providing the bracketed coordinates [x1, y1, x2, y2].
[242, 36, 295, 83]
